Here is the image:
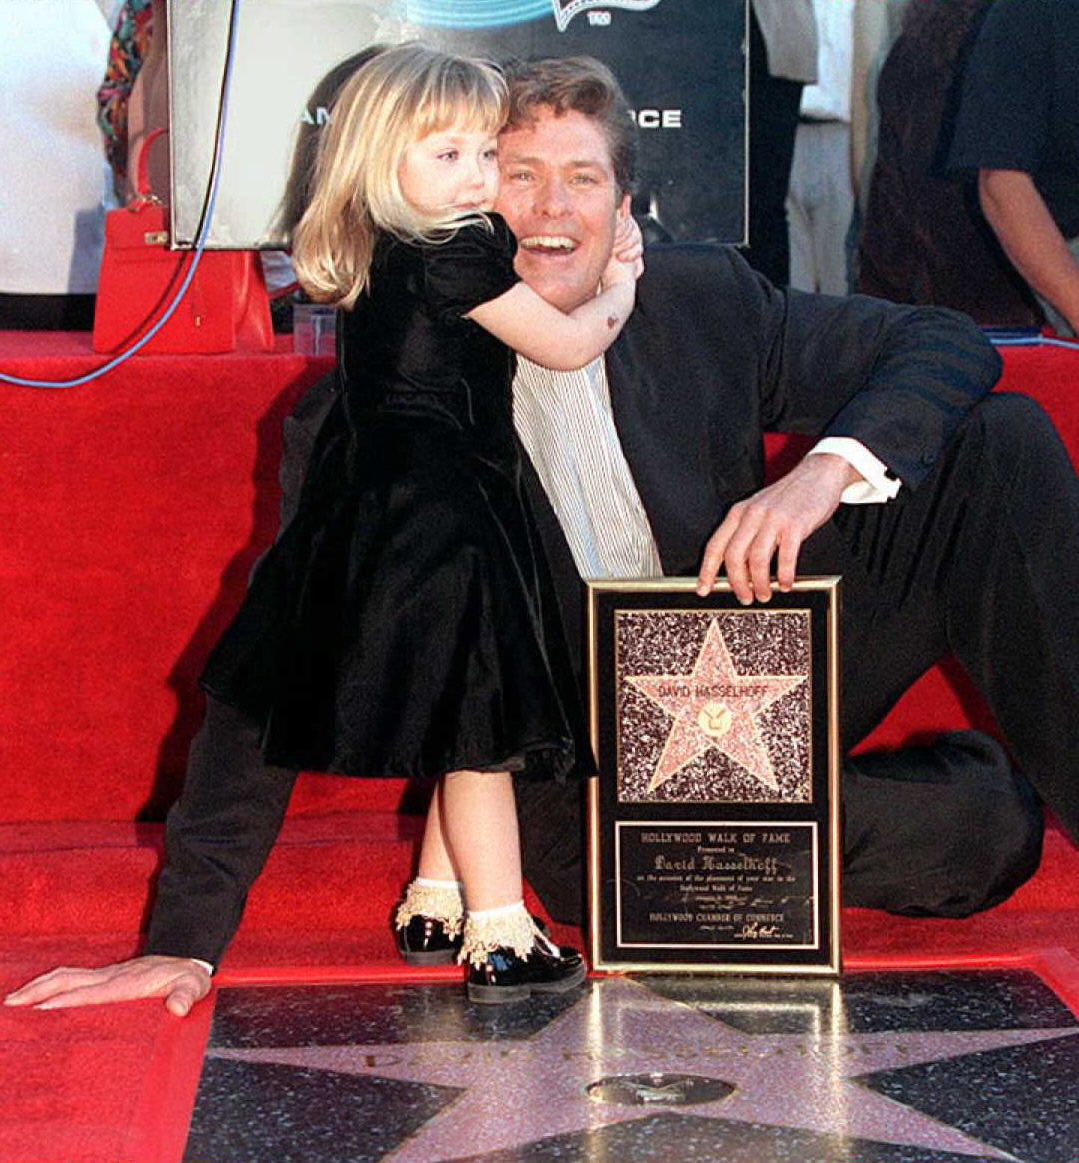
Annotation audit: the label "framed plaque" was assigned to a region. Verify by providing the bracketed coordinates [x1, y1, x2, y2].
[587, 579, 841, 975]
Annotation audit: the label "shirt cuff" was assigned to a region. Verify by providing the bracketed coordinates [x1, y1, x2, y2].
[808, 438, 901, 504]
[190, 958, 215, 977]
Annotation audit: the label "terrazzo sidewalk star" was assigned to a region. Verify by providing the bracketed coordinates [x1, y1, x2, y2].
[187, 972, 1079, 1163]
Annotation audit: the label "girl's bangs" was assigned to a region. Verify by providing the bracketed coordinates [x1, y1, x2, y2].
[413, 68, 507, 139]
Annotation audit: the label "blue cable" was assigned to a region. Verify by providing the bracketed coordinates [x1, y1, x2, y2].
[0, 0, 243, 389]
[989, 336, 1079, 349]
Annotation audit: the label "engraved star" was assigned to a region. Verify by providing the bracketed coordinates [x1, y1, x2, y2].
[626, 618, 806, 793]
[209, 976, 1074, 1161]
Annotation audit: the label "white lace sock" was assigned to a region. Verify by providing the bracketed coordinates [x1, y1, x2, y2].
[393, 877, 464, 937]
[458, 900, 538, 967]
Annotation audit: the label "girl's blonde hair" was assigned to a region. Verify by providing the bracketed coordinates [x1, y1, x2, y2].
[291, 43, 508, 309]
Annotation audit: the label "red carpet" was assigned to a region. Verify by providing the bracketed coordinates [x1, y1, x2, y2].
[1, 332, 1077, 1162]
[2, 811, 1077, 1163]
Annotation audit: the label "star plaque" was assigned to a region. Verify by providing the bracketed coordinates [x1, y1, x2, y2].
[587, 579, 841, 974]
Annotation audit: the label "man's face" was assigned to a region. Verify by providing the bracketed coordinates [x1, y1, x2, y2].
[496, 107, 631, 312]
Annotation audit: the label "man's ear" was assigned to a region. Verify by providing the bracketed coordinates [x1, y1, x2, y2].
[617, 193, 632, 220]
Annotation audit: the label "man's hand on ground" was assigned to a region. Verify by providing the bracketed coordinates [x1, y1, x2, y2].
[4, 955, 212, 1017]
[696, 453, 859, 602]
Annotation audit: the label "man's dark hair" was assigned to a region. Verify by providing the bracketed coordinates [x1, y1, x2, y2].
[502, 56, 637, 195]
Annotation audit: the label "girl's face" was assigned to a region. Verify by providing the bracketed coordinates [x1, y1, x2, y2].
[397, 126, 500, 216]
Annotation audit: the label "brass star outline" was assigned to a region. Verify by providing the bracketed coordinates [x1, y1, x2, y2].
[625, 618, 806, 793]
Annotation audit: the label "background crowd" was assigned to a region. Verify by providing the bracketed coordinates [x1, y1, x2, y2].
[1, 0, 1076, 338]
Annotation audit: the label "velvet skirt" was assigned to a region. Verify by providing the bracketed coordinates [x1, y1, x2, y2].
[200, 400, 589, 782]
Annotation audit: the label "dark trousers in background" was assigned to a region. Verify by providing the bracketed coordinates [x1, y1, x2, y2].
[744, 12, 805, 287]
[0, 293, 95, 331]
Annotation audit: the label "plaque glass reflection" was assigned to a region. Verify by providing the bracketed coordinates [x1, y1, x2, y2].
[587, 579, 841, 974]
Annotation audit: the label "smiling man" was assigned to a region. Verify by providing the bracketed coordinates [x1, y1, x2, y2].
[8, 55, 1074, 1018]
[498, 109, 628, 314]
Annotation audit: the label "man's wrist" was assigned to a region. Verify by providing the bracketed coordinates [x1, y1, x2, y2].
[809, 438, 901, 504]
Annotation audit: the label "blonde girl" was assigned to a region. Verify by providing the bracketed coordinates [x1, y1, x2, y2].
[200, 43, 640, 1002]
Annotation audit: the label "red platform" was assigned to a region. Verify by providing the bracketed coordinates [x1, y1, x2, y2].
[0, 331, 1075, 822]
[1, 331, 1077, 1163]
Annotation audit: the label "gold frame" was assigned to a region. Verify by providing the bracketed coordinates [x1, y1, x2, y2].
[586, 577, 842, 975]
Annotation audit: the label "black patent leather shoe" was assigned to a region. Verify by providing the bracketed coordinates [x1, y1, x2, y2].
[467, 931, 587, 1004]
[395, 914, 463, 966]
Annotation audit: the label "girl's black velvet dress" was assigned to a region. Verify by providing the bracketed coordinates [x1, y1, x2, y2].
[200, 216, 588, 782]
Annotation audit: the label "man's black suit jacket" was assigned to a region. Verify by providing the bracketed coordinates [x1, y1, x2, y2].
[498, 244, 1001, 922]
[513, 244, 999, 676]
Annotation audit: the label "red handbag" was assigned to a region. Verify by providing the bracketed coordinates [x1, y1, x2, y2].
[92, 128, 274, 354]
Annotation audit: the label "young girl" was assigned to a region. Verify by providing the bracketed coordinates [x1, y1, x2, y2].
[199, 44, 641, 1003]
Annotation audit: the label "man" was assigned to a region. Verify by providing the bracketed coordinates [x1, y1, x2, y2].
[948, 0, 1079, 335]
[8, 55, 1072, 1018]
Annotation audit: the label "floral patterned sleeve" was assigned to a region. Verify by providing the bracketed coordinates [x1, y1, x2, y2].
[95, 0, 154, 192]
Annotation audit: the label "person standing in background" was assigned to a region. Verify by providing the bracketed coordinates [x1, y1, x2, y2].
[856, 0, 1041, 328]
[0, 0, 118, 330]
[848, 0, 911, 216]
[949, 0, 1079, 336]
[787, 0, 855, 294]
[745, 0, 818, 286]
[96, 0, 155, 201]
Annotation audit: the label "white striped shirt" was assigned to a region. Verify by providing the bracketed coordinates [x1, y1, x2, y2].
[513, 357, 663, 580]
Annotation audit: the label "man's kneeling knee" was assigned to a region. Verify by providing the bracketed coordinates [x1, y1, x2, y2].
[842, 730, 1043, 917]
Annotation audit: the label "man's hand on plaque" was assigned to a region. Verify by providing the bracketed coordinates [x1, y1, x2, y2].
[696, 454, 860, 603]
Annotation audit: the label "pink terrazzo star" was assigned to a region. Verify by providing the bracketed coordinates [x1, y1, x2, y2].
[210, 976, 1073, 1161]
